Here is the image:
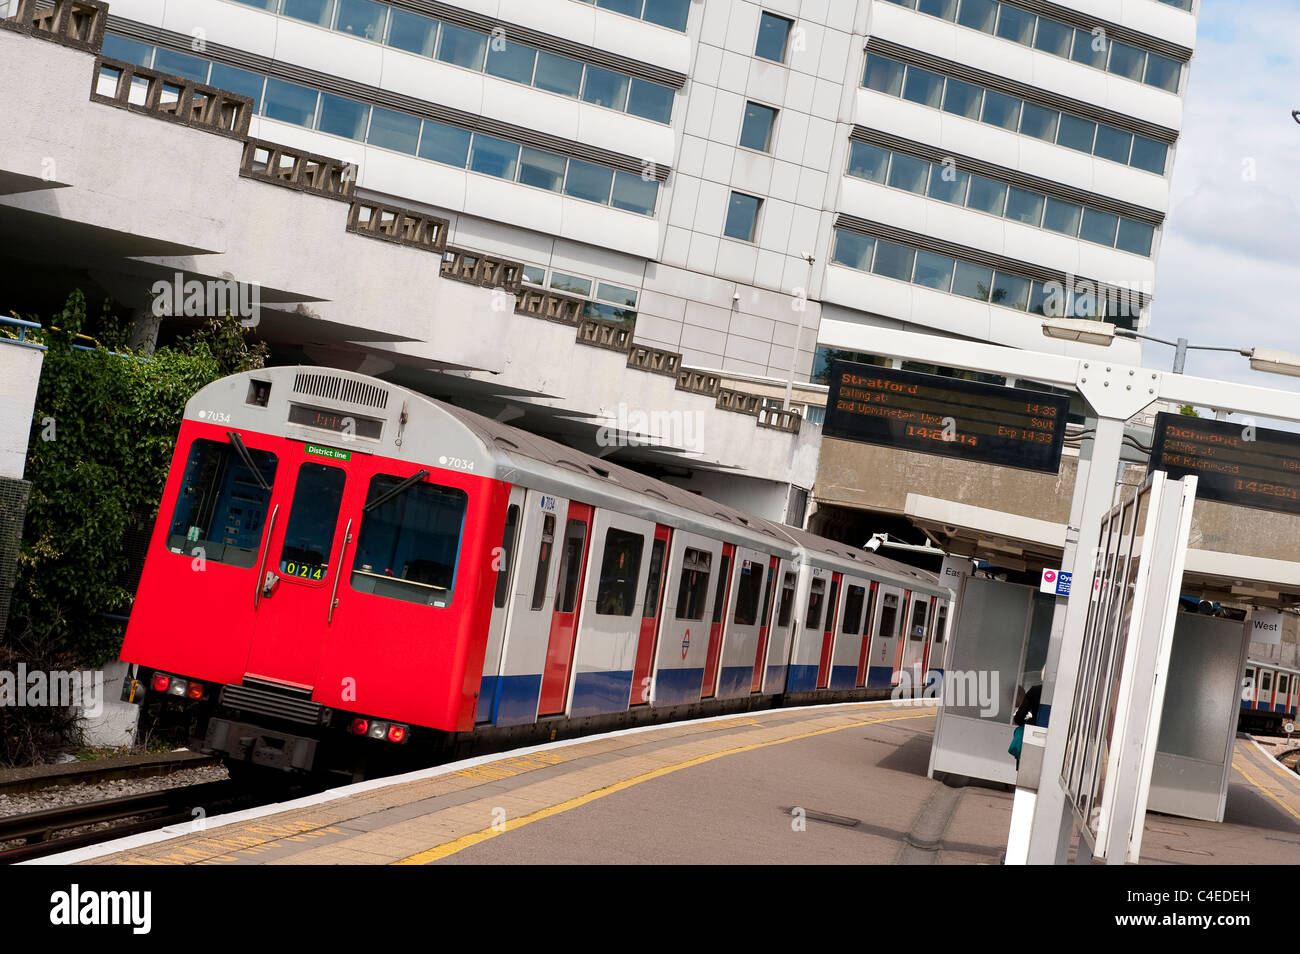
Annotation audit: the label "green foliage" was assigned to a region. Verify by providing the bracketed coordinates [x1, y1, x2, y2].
[1179, 404, 1200, 417]
[8, 291, 264, 665]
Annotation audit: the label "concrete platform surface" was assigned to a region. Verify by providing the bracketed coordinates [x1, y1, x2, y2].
[38, 701, 1300, 865]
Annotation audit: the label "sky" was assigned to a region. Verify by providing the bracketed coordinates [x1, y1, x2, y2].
[1148, 0, 1300, 422]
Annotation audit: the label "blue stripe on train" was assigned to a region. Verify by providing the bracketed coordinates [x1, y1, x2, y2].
[716, 666, 753, 699]
[764, 664, 787, 692]
[492, 673, 543, 727]
[866, 665, 894, 690]
[829, 665, 857, 690]
[653, 666, 706, 706]
[785, 664, 818, 693]
[570, 670, 634, 718]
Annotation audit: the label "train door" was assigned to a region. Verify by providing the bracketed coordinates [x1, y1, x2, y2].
[537, 502, 595, 715]
[649, 531, 723, 706]
[927, 599, 950, 677]
[715, 547, 767, 699]
[243, 442, 356, 688]
[897, 591, 930, 694]
[475, 487, 525, 723]
[815, 573, 842, 689]
[566, 510, 655, 717]
[763, 567, 799, 692]
[1260, 668, 1275, 713]
[918, 595, 939, 675]
[866, 585, 904, 689]
[700, 543, 736, 699]
[630, 525, 672, 706]
[787, 570, 824, 693]
[855, 583, 878, 687]
[1241, 665, 1257, 712]
[751, 556, 779, 692]
[829, 577, 868, 690]
[1275, 671, 1291, 714]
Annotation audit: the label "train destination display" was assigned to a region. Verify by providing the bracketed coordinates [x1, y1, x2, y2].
[1149, 412, 1300, 516]
[823, 359, 1071, 473]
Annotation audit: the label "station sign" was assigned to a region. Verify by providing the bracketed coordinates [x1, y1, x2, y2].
[1039, 568, 1072, 597]
[1149, 411, 1300, 516]
[1250, 609, 1283, 646]
[823, 360, 1070, 473]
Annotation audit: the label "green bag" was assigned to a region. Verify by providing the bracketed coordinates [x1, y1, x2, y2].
[1008, 723, 1025, 764]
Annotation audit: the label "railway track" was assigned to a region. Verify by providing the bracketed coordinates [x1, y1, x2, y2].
[0, 775, 316, 863]
[0, 751, 217, 796]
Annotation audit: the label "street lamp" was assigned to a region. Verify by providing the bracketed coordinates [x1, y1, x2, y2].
[1041, 318, 1300, 377]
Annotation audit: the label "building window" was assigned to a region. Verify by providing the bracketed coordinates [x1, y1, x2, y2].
[739, 102, 779, 152]
[755, 12, 794, 63]
[724, 192, 762, 242]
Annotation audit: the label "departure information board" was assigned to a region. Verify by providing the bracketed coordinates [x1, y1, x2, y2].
[823, 360, 1071, 473]
[1149, 412, 1300, 515]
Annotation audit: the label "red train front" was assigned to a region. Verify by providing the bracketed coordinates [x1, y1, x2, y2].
[121, 368, 509, 773]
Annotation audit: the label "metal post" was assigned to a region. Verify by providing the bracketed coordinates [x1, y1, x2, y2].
[1173, 338, 1188, 375]
[1025, 415, 1126, 864]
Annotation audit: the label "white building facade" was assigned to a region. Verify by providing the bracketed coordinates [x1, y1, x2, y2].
[1, 0, 1199, 524]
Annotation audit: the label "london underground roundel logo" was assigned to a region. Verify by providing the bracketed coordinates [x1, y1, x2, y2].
[1044, 570, 1057, 583]
[682, 628, 691, 660]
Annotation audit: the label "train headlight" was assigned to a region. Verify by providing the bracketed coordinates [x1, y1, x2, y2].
[167, 678, 189, 697]
[367, 721, 389, 740]
[151, 673, 171, 693]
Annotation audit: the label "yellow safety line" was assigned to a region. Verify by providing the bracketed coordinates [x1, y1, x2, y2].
[1231, 759, 1300, 823]
[1245, 741, 1300, 789]
[393, 708, 936, 864]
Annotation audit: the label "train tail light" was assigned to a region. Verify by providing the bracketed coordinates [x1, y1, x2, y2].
[349, 718, 369, 736]
[387, 724, 406, 744]
[151, 673, 171, 693]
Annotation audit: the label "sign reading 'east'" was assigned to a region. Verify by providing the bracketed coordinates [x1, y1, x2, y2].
[823, 360, 1071, 473]
[1150, 412, 1300, 516]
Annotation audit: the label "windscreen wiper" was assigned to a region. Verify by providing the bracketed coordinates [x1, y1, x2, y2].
[226, 431, 271, 491]
[364, 469, 430, 512]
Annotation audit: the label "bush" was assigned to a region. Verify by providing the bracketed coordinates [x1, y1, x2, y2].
[7, 292, 265, 665]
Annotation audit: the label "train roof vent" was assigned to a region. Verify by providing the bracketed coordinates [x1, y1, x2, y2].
[292, 372, 390, 410]
[645, 488, 668, 501]
[494, 436, 519, 450]
[589, 465, 610, 479]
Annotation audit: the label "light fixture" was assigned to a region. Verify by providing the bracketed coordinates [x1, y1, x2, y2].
[1248, 347, 1300, 379]
[1040, 317, 1116, 347]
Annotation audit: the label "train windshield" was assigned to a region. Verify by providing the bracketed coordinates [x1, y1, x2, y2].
[279, 462, 346, 580]
[350, 474, 468, 608]
[167, 438, 278, 568]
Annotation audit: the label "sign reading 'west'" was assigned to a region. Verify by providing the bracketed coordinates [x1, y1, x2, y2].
[1149, 412, 1300, 516]
[823, 360, 1071, 473]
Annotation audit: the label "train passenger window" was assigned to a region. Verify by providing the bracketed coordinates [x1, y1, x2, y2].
[711, 554, 732, 624]
[732, 559, 763, 626]
[825, 579, 840, 633]
[595, 528, 644, 616]
[529, 514, 556, 611]
[1279, 674, 1290, 695]
[166, 438, 278, 568]
[934, 603, 948, 643]
[842, 585, 866, 634]
[349, 474, 467, 607]
[805, 578, 826, 631]
[554, 517, 588, 614]
[674, 548, 712, 620]
[776, 572, 797, 627]
[879, 593, 900, 639]
[278, 463, 346, 581]
[758, 565, 775, 629]
[642, 538, 667, 618]
[493, 505, 520, 609]
[909, 599, 928, 640]
[1261, 671, 1273, 692]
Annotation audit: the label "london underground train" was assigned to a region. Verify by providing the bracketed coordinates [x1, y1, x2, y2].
[1241, 657, 1300, 734]
[119, 367, 950, 775]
